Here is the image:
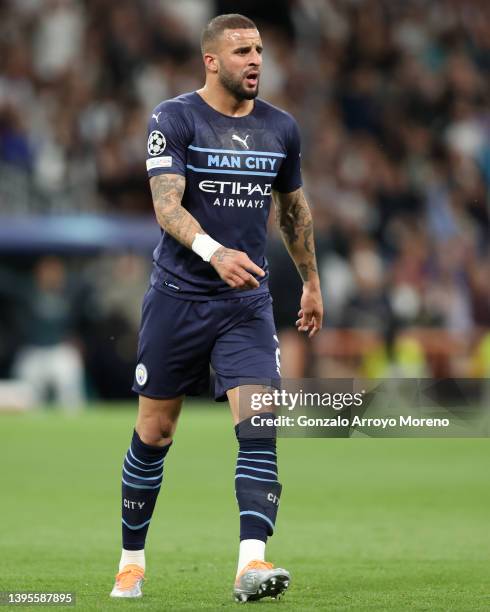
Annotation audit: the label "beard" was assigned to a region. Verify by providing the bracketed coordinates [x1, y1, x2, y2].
[219, 66, 259, 101]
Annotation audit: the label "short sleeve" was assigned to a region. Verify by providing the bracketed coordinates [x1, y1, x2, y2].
[145, 103, 192, 178]
[272, 117, 303, 193]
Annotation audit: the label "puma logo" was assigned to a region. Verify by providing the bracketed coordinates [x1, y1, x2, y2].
[232, 134, 250, 149]
[152, 112, 161, 123]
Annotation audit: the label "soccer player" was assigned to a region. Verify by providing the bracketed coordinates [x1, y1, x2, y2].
[110, 13, 323, 603]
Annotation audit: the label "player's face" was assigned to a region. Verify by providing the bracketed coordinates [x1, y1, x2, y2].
[216, 28, 263, 100]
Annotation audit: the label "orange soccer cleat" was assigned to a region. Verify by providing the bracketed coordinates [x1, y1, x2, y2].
[110, 564, 145, 598]
[234, 560, 290, 603]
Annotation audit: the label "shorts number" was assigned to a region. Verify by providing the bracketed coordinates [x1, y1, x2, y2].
[273, 334, 281, 375]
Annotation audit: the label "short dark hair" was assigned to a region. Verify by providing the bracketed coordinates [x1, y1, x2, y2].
[201, 14, 258, 54]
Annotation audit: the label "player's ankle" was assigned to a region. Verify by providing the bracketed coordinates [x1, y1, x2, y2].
[237, 539, 266, 576]
[119, 548, 145, 572]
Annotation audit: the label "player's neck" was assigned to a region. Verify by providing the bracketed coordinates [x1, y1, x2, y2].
[196, 85, 254, 118]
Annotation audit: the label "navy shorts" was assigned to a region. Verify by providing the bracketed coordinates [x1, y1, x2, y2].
[132, 287, 280, 401]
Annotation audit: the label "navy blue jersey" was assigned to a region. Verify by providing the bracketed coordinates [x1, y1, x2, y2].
[146, 91, 302, 300]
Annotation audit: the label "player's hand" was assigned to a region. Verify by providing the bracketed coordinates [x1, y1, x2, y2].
[296, 282, 323, 338]
[210, 247, 265, 290]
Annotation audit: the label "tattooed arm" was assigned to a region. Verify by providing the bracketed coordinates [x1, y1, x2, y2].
[273, 187, 318, 282]
[273, 187, 323, 336]
[150, 174, 202, 248]
[150, 174, 264, 289]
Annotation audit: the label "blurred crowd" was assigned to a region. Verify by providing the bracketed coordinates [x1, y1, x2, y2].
[0, 254, 150, 403]
[0, 0, 489, 400]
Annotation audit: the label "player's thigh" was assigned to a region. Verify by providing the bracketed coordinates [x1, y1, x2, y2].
[133, 287, 213, 398]
[136, 394, 184, 445]
[211, 294, 281, 403]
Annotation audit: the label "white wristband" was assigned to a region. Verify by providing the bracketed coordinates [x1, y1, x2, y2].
[191, 233, 223, 262]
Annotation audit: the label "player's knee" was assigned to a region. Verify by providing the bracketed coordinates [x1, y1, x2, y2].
[136, 416, 176, 445]
[136, 397, 181, 444]
[137, 427, 172, 446]
[157, 415, 177, 440]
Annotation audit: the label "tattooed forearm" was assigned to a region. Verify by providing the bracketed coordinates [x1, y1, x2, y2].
[150, 174, 204, 249]
[274, 188, 319, 282]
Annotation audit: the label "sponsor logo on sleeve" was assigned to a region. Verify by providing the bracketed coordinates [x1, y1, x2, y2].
[148, 130, 167, 156]
[146, 156, 173, 170]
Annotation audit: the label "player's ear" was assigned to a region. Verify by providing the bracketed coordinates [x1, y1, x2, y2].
[203, 52, 218, 73]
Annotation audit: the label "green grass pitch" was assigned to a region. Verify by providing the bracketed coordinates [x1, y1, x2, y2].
[0, 403, 489, 611]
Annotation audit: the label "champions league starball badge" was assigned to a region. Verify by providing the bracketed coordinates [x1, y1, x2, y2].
[147, 130, 166, 156]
